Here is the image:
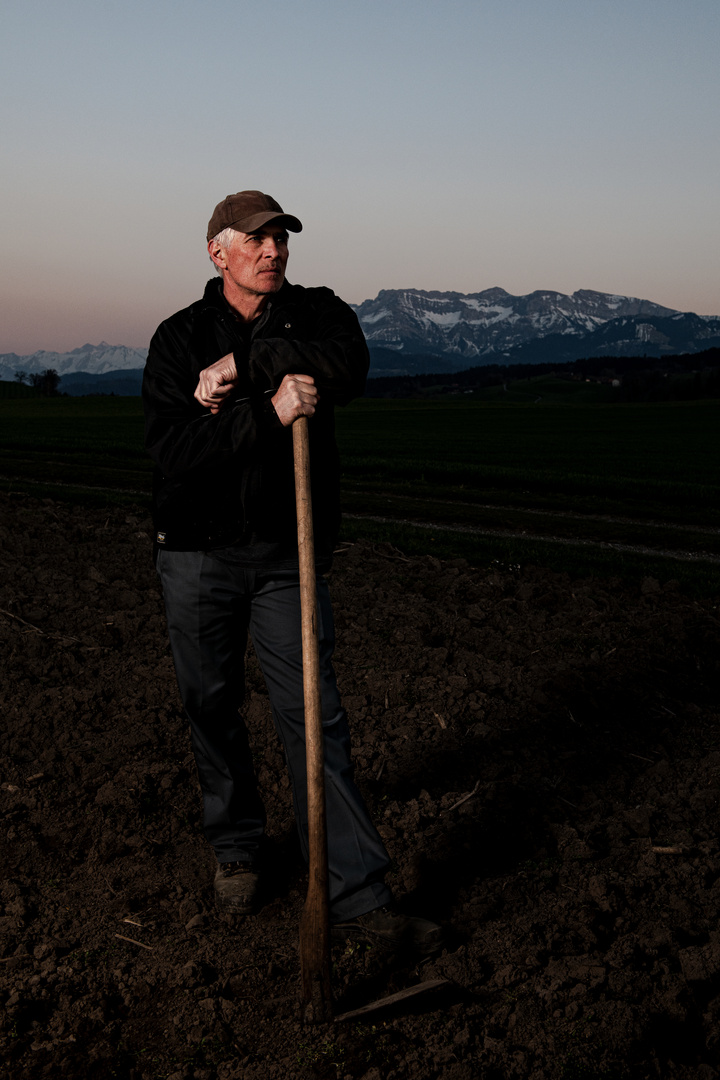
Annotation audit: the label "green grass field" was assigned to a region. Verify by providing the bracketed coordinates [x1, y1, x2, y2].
[0, 395, 150, 502]
[1, 391, 718, 591]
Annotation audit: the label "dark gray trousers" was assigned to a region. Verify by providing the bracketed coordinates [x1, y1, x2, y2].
[156, 549, 391, 920]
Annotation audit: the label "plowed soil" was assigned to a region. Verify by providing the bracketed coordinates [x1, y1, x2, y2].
[1, 492, 719, 1080]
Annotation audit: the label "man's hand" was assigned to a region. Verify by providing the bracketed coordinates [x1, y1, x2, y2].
[271, 374, 318, 426]
[194, 353, 239, 413]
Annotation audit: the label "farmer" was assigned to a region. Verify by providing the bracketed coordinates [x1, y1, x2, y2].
[142, 190, 442, 954]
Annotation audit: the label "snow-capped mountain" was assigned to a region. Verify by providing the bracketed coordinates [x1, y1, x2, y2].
[0, 341, 147, 381]
[461, 309, 720, 368]
[351, 287, 685, 360]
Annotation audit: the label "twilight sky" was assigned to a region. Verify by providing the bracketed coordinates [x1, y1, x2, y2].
[1, 0, 718, 354]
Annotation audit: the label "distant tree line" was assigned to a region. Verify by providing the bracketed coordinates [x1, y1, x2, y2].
[14, 369, 62, 396]
[365, 348, 720, 401]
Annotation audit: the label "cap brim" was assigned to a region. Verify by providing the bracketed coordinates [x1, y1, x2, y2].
[232, 211, 303, 234]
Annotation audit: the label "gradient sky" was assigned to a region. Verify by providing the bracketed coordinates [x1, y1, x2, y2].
[1, 0, 718, 354]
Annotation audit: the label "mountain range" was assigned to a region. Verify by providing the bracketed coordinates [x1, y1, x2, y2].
[0, 341, 147, 379]
[1, 289, 719, 389]
[350, 288, 720, 375]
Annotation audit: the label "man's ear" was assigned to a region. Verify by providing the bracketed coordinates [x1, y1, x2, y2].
[208, 240, 227, 271]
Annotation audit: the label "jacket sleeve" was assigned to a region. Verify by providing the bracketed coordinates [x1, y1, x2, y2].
[241, 287, 369, 405]
[142, 315, 282, 480]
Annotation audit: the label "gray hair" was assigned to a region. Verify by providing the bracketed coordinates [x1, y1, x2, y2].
[209, 227, 238, 272]
[212, 227, 238, 250]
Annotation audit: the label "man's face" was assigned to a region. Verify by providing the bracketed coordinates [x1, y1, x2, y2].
[212, 224, 289, 300]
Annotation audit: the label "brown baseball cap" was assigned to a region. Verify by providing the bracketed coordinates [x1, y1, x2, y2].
[206, 190, 303, 242]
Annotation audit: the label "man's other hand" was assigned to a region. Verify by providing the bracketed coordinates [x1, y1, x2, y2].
[194, 353, 239, 413]
[271, 374, 318, 427]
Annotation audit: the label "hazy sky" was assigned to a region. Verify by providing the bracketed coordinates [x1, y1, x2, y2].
[2, 0, 718, 353]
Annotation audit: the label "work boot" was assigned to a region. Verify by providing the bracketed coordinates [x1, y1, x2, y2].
[332, 905, 444, 955]
[214, 861, 260, 915]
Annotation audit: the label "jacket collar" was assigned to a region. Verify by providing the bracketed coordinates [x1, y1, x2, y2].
[200, 277, 294, 319]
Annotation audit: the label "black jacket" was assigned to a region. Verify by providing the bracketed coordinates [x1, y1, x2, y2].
[142, 278, 369, 563]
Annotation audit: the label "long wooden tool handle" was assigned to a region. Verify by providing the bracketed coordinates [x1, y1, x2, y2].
[293, 415, 333, 1023]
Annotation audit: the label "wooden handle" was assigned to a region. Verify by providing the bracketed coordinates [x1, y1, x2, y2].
[293, 416, 333, 1022]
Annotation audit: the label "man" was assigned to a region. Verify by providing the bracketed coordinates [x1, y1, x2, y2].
[142, 190, 442, 953]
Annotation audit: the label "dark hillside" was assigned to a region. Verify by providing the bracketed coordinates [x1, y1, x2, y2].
[365, 347, 720, 401]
